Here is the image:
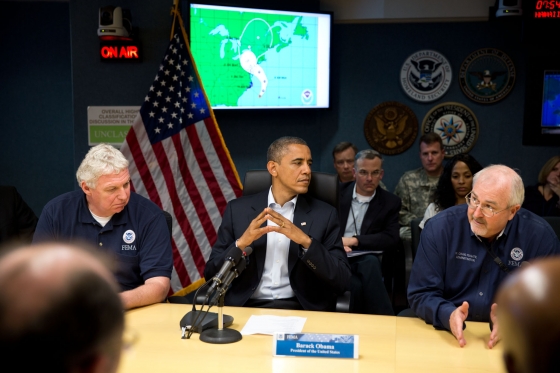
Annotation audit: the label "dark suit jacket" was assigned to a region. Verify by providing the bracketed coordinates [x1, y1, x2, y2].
[338, 182, 401, 253]
[0, 186, 38, 245]
[204, 191, 351, 311]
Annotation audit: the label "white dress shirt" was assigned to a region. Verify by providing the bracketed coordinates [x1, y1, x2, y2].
[251, 188, 297, 300]
[343, 185, 375, 237]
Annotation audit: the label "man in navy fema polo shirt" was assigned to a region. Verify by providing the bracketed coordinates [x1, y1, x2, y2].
[33, 144, 173, 309]
[408, 165, 560, 349]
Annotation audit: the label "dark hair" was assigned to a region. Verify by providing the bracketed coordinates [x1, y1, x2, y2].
[419, 132, 443, 149]
[332, 142, 358, 159]
[267, 136, 307, 163]
[433, 153, 483, 210]
[0, 270, 124, 372]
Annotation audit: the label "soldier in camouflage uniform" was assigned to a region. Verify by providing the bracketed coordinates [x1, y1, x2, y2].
[394, 133, 445, 241]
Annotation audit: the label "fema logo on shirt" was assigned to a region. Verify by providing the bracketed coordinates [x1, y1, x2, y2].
[510, 247, 523, 261]
[123, 230, 136, 244]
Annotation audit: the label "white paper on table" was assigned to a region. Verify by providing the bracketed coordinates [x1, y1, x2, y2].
[240, 315, 306, 335]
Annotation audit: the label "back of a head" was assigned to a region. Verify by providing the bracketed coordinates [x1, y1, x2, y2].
[497, 258, 560, 373]
[0, 244, 124, 373]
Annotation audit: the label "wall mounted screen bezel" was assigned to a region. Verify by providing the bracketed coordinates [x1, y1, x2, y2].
[186, 2, 332, 110]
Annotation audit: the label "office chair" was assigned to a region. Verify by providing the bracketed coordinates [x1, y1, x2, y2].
[543, 216, 560, 240]
[243, 170, 339, 207]
[410, 217, 423, 262]
[399, 217, 423, 310]
[242, 170, 350, 312]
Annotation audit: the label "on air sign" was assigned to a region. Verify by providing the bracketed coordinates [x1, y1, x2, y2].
[100, 41, 142, 62]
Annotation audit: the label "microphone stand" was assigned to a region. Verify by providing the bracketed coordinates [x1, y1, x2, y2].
[199, 292, 242, 344]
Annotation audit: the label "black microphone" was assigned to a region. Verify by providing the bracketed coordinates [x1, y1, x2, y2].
[209, 255, 248, 306]
[214, 246, 252, 297]
[206, 246, 243, 295]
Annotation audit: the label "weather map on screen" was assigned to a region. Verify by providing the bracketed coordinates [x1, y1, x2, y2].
[189, 3, 331, 109]
[541, 70, 560, 130]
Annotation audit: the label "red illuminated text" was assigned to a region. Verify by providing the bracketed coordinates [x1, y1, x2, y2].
[101, 46, 139, 59]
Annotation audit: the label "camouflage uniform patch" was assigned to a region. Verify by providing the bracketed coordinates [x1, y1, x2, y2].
[394, 167, 439, 239]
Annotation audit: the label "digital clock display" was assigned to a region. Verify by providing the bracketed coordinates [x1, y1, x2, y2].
[534, 1, 560, 18]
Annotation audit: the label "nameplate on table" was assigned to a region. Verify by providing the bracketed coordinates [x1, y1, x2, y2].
[273, 333, 359, 359]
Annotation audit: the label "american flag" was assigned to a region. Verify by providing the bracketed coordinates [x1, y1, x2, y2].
[120, 29, 242, 294]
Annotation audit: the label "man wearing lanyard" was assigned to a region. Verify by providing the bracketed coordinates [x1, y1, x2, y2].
[204, 136, 351, 311]
[408, 165, 560, 348]
[338, 149, 401, 315]
[339, 150, 401, 254]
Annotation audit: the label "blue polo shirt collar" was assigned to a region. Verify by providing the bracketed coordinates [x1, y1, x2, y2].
[78, 193, 128, 228]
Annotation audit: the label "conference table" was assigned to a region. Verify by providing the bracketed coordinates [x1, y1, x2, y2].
[118, 303, 505, 373]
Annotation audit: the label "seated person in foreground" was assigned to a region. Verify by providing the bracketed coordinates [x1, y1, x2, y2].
[338, 149, 400, 315]
[419, 153, 483, 229]
[33, 144, 173, 310]
[408, 165, 560, 348]
[497, 257, 560, 373]
[204, 136, 351, 311]
[522, 155, 560, 217]
[0, 242, 124, 373]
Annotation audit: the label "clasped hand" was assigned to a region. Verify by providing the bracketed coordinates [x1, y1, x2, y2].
[549, 178, 560, 197]
[449, 302, 500, 348]
[235, 207, 311, 250]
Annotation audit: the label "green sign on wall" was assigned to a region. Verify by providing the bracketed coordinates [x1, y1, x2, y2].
[87, 106, 140, 146]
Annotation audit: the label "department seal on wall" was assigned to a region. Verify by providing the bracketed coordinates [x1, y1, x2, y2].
[364, 101, 418, 155]
[422, 102, 479, 157]
[400, 50, 452, 103]
[459, 48, 515, 104]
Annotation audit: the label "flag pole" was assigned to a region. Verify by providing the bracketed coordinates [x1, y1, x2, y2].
[170, 0, 180, 41]
[169, 1, 243, 190]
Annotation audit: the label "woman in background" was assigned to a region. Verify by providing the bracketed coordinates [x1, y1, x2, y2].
[523, 155, 560, 217]
[419, 153, 483, 229]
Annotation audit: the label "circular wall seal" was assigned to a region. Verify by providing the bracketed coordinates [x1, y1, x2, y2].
[400, 50, 452, 103]
[459, 48, 516, 104]
[422, 102, 479, 158]
[364, 101, 418, 155]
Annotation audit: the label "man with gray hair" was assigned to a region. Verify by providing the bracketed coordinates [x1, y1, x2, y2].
[408, 164, 560, 348]
[33, 144, 173, 309]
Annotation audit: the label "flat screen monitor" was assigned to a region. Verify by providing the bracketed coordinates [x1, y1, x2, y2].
[523, 54, 560, 146]
[541, 70, 560, 131]
[189, 3, 331, 109]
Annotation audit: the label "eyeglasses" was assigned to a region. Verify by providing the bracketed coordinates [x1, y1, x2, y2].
[465, 192, 509, 218]
[357, 170, 382, 178]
